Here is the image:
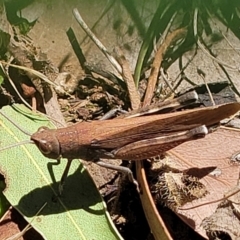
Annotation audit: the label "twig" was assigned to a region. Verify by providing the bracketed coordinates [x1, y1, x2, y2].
[143, 28, 187, 107]
[73, 8, 122, 75]
[79, 1, 115, 45]
[193, 17, 240, 98]
[193, 8, 240, 72]
[160, 68, 176, 95]
[162, 49, 198, 101]
[0, 60, 67, 127]
[114, 47, 140, 110]
[6, 202, 47, 240]
[0, 60, 65, 91]
[173, 47, 198, 86]
[0, 60, 32, 109]
[193, 8, 240, 98]
[197, 68, 215, 106]
[221, 31, 240, 57]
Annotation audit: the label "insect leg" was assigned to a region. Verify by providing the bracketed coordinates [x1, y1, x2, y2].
[58, 159, 73, 194]
[47, 159, 61, 184]
[95, 160, 139, 192]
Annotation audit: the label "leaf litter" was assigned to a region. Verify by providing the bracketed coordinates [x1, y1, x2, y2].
[149, 126, 240, 238]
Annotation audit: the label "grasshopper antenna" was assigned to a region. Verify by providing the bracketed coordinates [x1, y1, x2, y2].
[0, 110, 32, 136]
[0, 140, 34, 151]
[0, 110, 34, 151]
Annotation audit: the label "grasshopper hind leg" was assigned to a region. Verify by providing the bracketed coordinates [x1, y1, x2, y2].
[95, 160, 140, 192]
[58, 158, 140, 194]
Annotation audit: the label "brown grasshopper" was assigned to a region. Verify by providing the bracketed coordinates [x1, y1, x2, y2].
[1, 91, 240, 191]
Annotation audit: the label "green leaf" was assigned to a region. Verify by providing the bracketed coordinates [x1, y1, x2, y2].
[0, 104, 122, 240]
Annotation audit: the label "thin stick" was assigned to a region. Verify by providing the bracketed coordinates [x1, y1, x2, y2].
[172, 48, 198, 87]
[197, 68, 215, 106]
[6, 202, 47, 240]
[193, 8, 240, 72]
[114, 47, 140, 110]
[0, 61, 32, 109]
[73, 8, 122, 75]
[160, 68, 176, 95]
[0, 61, 66, 127]
[0, 61, 65, 90]
[221, 31, 240, 57]
[79, 1, 115, 45]
[192, 12, 240, 97]
[162, 49, 198, 101]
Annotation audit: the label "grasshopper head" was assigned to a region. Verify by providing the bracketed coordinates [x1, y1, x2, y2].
[31, 127, 61, 159]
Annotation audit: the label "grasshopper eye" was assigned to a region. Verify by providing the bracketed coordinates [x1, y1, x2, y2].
[37, 140, 52, 154]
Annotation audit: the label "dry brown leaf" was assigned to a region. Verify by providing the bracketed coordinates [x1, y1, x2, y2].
[164, 126, 240, 238]
[201, 185, 240, 239]
[0, 208, 43, 240]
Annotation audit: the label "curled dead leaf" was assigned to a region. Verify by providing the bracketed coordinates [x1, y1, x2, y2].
[201, 200, 240, 239]
[150, 126, 240, 238]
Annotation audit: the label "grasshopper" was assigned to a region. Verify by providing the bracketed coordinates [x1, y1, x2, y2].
[1, 91, 240, 191]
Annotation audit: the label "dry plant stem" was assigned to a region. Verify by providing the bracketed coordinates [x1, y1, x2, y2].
[6, 202, 47, 240]
[221, 32, 240, 57]
[160, 68, 176, 95]
[175, 48, 198, 83]
[163, 49, 198, 100]
[143, 28, 187, 107]
[114, 47, 141, 110]
[196, 40, 237, 71]
[193, 11, 240, 97]
[79, 1, 115, 45]
[0, 61, 61, 90]
[136, 161, 173, 240]
[6, 226, 32, 240]
[0, 61, 65, 126]
[73, 8, 122, 75]
[0, 62, 31, 109]
[0, 206, 12, 223]
[193, 8, 240, 72]
[7, 38, 67, 126]
[197, 69, 215, 106]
